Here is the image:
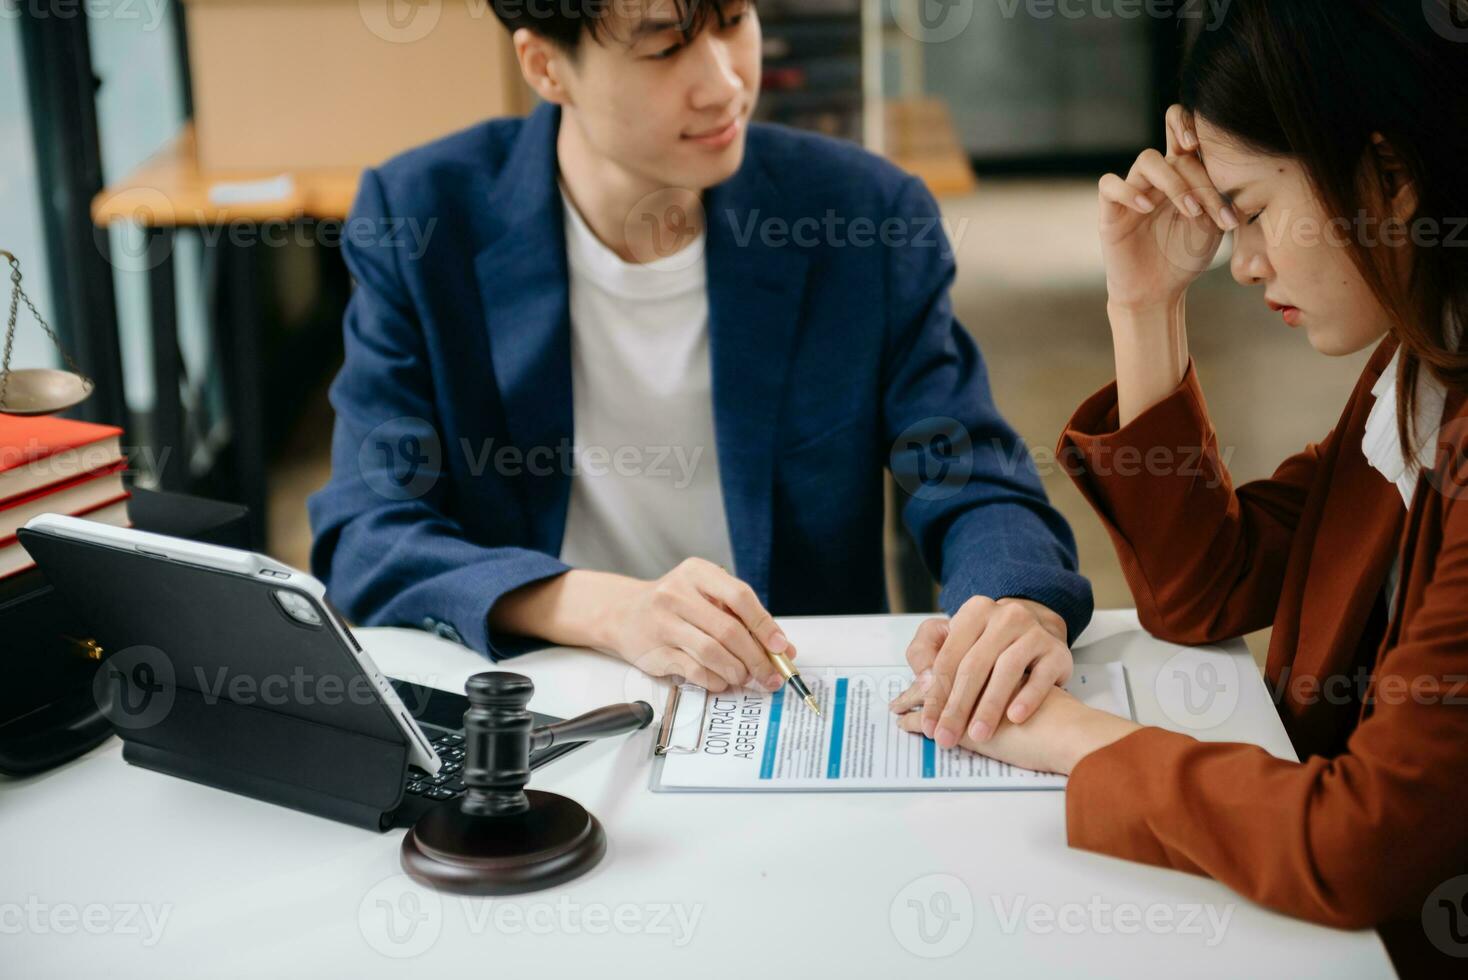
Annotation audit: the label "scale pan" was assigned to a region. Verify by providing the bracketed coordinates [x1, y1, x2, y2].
[0, 369, 96, 416]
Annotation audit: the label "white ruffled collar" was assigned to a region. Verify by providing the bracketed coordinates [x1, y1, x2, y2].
[1362, 333, 1454, 507]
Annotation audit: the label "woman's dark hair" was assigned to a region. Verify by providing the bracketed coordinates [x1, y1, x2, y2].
[1181, 0, 1468, 461]
[488, 0, 749, 55]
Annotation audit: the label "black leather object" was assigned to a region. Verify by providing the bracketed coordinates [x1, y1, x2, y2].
[0, 488, 251, 777]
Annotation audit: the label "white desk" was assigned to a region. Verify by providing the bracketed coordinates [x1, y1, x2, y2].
[1, 612, 1394, 978]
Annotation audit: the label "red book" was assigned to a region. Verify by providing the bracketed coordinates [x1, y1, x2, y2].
[0, 459, 130, 545]
[0, 496, 132, 579]
[0, 414, 125, 502]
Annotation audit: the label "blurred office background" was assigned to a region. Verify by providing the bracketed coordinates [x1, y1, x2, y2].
[2, 0, 1372, 661]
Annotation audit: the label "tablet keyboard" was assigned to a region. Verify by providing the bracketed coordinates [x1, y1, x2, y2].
[404, 730, 466, 801]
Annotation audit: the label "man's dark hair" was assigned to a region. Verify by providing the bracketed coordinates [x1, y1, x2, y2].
[487, 0, 749, 54]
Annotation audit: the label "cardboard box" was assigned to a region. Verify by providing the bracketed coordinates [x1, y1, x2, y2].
[183, 0, 532, 172]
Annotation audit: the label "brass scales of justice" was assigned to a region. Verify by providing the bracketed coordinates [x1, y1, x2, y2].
[0, 249, 95, 417]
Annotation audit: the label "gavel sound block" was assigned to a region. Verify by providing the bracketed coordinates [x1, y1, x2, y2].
[401, 672, 654, 895]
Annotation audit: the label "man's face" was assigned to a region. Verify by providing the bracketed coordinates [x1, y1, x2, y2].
[555, 0, 762, 192]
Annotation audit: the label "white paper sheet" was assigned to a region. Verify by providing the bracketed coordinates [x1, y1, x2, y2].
[652, 663, 1132, 792]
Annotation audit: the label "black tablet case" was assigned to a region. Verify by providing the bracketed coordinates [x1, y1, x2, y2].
[19, 525, 420, 831]
[0, 489, 251, 777]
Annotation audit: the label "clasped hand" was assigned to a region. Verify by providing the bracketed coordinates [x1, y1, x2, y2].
[887, 596, 1073, 749]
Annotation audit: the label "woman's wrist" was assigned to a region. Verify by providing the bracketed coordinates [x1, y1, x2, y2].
[1107, 294, 1190, 428]
[1106, 294, 1186, 346]
[1058, 708, 1144, 774]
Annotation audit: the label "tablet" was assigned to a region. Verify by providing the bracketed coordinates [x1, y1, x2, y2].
[18, 513, 441, 775]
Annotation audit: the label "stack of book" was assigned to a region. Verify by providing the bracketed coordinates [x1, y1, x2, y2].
[0, 415, 131, 579]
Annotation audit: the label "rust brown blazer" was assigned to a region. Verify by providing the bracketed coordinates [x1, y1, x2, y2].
[1057, 337, 1468, 976]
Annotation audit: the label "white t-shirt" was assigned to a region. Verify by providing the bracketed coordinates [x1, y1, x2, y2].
[555, 187, 736, 581]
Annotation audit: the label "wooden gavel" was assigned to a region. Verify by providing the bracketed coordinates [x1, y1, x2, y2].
[402, 672, 653, 894]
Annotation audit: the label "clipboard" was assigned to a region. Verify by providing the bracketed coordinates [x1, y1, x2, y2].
[653, 681, 708, 756]
[649, 681, 721, 793]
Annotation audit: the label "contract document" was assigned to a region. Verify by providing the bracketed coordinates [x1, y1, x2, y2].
[650, 663, 1132, 792]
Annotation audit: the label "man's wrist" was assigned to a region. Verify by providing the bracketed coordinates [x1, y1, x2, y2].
[996, 596, 1068, 643]
[492, 569, 646, 652]
[580, 572, 648, 651]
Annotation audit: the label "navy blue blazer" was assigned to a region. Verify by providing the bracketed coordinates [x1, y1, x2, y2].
[308, 103, 1092, 659]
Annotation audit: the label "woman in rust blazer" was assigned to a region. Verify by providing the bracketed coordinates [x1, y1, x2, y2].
[888, 2, 1468, 974]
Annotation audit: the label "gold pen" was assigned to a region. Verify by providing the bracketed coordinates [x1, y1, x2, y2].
[766, 647, 821, 716]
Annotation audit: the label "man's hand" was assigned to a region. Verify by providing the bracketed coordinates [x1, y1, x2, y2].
[888, 596, 1073, 749]
[607, 558, 794, 693]
[895, 687, 1142, 775]
[491, 559, 794, 694]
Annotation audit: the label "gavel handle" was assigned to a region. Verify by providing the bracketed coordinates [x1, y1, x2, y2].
[529, 701, 655, 752]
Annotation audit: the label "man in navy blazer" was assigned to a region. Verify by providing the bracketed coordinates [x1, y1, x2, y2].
[310, 0, 1093, 749]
